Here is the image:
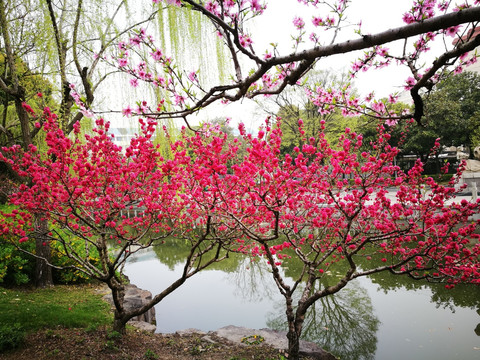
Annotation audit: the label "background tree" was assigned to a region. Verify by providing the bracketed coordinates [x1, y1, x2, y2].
[258, 70, 354, 155]
[423, 71, 480, 153]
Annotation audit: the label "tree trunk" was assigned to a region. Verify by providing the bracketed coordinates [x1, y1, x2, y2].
[109, 279, 127, 334]
[112, 310, 128, 334]
[287, 328, 302, 360]
[34, 215, 53, 287]
[285, 295, 305, 360]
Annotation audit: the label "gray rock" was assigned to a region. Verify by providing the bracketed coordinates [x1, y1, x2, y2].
[128, 320, 156, 333]
[176, 328, 207, 336]
[213, 325, 337, 360]
[103, 284, 156, 327]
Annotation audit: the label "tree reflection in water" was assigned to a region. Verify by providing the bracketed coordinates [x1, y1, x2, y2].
[266, 279, 379, 360]
[130, 237, 478, 359]
[366, 263, 480, 341]
[230, 259, 279, 302]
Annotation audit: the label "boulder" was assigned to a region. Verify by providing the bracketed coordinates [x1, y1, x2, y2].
[103, 284, 156, 330]
[213, 325, 337, 360]
[128, 320, 156, 333]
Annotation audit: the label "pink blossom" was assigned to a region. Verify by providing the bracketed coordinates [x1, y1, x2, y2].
[250, 0, 264, 13]
[385, 118, 398, 127]
[130, 78, 139, 88]
[404, 77, 416, 90]
[150, 49, 163, 61]
[239, 34, 253, 48]
[165, 0, 181, 6]
[293, 17, 305, 30]
[188, 71, 198, 82]
[118, 41, 127, 51]
[445, 25, 460, 37]
[122, 106, 133, 117]
[118, 58, 128, 67]
[312, 16, 323, 26]
[174, 94, 185, 106]
[454, 66, 463, 74]
[402, 12, 414, 24]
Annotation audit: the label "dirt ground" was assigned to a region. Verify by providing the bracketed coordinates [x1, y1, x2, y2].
[0, 327, 310, 360]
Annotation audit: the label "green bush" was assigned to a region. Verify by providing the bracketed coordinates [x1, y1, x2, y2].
[50, 237, 101, 284]
[0, 323, 25, 352]
[0, 241, 35, 286]
[0, 203, 100, 285]
[0, 236, 100, 285]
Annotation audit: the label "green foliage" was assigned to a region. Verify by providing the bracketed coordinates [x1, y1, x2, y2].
[241, 334, 265, 345]
[0, 53, 57, 149]
[274, 70, 357, 156]
[0, 240, 35, 286]
[0, 285, 111, 331]
[106, 330, 122, 341]
[423, 71, 480, 151]
[105, 330, 122, 351]
[0, 233, 100, 285]
[0, 323, 25, 352]
[144, 348, 159, 359]
[0, 204, 100, 285]
[50, 236, 101, 284]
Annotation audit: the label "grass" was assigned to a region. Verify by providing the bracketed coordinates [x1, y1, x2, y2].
[0, 284, 309, 359]
[0, 284, 111, 331]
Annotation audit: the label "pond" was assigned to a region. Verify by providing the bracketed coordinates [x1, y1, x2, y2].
[124, 242, 480, 360]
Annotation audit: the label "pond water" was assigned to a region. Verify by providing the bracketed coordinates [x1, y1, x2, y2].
[124, 244, 480, 360]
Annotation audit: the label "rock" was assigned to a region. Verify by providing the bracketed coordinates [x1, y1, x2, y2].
[201, 335, 217, 344]
[128, 320, 156, 333]
[176, 328, 207, 336]
[103, 284, 156, 329]
[213, 325, 337, 360]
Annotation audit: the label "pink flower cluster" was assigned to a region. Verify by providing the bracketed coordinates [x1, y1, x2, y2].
[1, 106, 479, 287]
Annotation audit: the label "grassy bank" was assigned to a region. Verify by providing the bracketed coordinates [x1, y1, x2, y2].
[0, 284, 298, 360]
[0, 284, 111, 332]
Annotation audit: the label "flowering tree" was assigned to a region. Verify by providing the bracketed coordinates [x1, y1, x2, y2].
[204, 119, 479, 358]
[108, 0, 480, 127]
[0, 108, 243, 332]
[2, 106, 479, 356]
[103, 3, 480, 355]
[0, 0, 171, 287]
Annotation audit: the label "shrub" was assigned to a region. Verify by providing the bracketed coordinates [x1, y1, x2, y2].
[0, 323, 25, 352]
[0, 240, 35, 286]
[0, 204, 100, 285]
[50, 236, 101, 284]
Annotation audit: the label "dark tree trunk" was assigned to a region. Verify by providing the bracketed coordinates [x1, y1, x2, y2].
[285, 295, 306, 360]
[287, 328, 302, 360]
[34, 215, 53, 287]
[112, 310, 128, 334]
[109, 279, 128, 334]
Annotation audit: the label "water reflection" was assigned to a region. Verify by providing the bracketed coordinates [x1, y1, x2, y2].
[230, 259, 280, 302]
[124, 241, 480, 360]
[366, 266, 480, 336]
[266, 280, 379, 360]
